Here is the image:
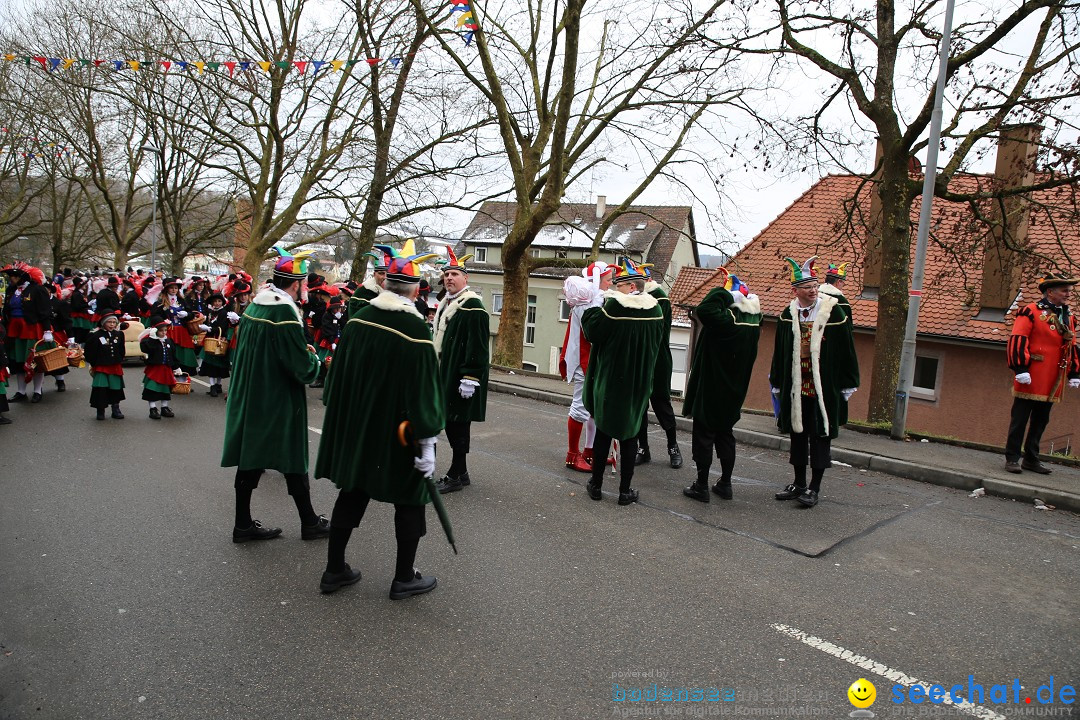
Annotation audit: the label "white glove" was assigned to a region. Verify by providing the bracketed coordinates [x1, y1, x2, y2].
[331, 343, 337, 351]
[176, 310, 188, 319]
[1069, 378, 1080, 389]
[1015, 372, 1032, 385]
[173, 368, 184, 377]
[42, 331, 54, 343]
[308, 311, 315, 317]
[459, 378, 480, 399]
[841, 388, 857, 401]
[227, 311, 240, 322]
[413, 437, 437, 478]
[89, 300, 97, 312]
[198, 324, 211, 332]
[771, 386, 781, 395]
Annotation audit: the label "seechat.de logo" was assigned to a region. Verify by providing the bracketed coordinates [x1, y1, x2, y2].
[848, 678, 877, 718]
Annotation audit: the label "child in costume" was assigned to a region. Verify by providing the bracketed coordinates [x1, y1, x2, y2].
[140, 317, 181, 420]
[85, 313, 127, 420]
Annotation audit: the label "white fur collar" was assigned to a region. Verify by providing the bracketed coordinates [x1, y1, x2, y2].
[369, 290, 424, 318]
[362, 276, 381, 295]
[819, 283, 845, 298]
[433, 289, 481, 356]
[604, 289, 659, 310]
[785, 293, 838, 434]
[644, 280, 661, 293]
[252, 286, 302, 321]
[732, 293, 761, 315]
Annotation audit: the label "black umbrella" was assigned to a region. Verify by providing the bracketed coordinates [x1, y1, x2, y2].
[398, 420, 457, 554]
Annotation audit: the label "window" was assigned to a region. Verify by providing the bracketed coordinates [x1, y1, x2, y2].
[559, 300, 572, 322]
[492, 293, 503, 315]
[522, 361, 539, 372]
[670, 344, 688, 373]
[474, 247, 487, 263]
[911, 355, 940, 401]
[582, 250, 590, 260]
[524, 295, 537, 345]
[555, 249, 568, 259]
[529, 248, 541, 258]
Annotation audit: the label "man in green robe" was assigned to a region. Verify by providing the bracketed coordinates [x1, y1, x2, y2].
[345, 248, 388, 320]
[582, 260, 665, 506]
[221, 249, 329, 542]
[432, 248, 490, 494]
[820, 261, 853, 322]
[315, 251, 445, 597]
[769, 257, 860, 508]
[634, 269, 683, 468]
[681, 273, 762, 503]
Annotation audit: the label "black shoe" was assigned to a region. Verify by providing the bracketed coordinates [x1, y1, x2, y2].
[301, 514, 331, 540]
[457, 472, 471, 487]
[775, 483, 806, 501]
[797, 489, 819, 507]
[1004, 461, 1022, 474]
[111, 407, 124, 420]
[585, 480, 603, 501]
[320, 563, 362, 594]
[668, 445, 683, 469]
[683, 482, 710, 503]
[9, 393, 27, 403]
[389, 570, 437, 600]
[435, 475, 462, 494]
[618, 488, 640, 506]
[232, 519, 283, 543]
[634, 448, 651, 466]
[1021, 460, 1052, 475]
[0, 415, 13, 425]
[30, 392, 42, 403]
[160, 406, 174, 418]
[96, 409, 106, 421]
[207, 386, 219, 397]
[712, 481, 733, 500]
[55, 380, 66, 392]
[149, 407, 161, 420]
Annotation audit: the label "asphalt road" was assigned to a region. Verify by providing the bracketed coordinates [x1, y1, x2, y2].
[1, 368, 1077, 720]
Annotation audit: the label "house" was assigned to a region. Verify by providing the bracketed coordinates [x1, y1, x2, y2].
[456, 198, 700, 382]
[675, 127, 1080, 450]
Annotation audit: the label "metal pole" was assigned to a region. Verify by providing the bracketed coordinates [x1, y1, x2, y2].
[891, 0, 955, 439]
[151, 161, 158, 274]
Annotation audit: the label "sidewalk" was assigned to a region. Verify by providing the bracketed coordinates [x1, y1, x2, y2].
[487, 367, 1080, 514]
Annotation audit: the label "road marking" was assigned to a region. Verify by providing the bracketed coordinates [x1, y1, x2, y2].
[771, 624, 1007, 720]
[189, 377, 210, 388]
[308, 426, 322, 435]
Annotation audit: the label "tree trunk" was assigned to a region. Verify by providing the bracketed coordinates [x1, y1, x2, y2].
[171, 257, 185, 276]
[491, 245, 529, 367]
[243, 243, 265, 284]
[113, 248, 128, 272]
[866, 157, 918, 423]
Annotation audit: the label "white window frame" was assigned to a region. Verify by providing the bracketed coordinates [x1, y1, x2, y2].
[474, 247, 488, 263]
[522, 361, 539, 372]
[529, 248, 541, 258]
[559, 299, 571, 323]
[524, 294, 537, 346]
[910, 353, 942, 401]
[491, 292, 503, 315]
[670, 344, 689, 374]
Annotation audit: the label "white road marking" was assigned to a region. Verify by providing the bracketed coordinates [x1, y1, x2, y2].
[308, 426, 322, 435]
[771, 624, 1008, 720]
[189, 377, 210, 388]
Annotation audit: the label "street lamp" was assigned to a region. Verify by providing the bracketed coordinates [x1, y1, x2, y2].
[140, 144, 160, 273]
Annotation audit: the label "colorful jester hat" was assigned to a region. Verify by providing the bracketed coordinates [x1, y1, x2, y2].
[366, 245, 394, 272]
[271, 247, 314, 281]
[640, 263, 654, 280]
[723, 270, 750, 297]
[784, 256, 819, 287]
[443, 246, 474, 274]
[386, 250, 439, 284]
[613, 257, 647, 284]
[825, 262, 848, 281]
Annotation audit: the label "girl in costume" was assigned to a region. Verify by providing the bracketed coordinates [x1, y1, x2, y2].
[199, 292, 239, 397]
[2, 264, 53, 403]
[84, 313, 126, 420]
[152, 277, 205, 376]
[68, 276, 94, 344]
[140, 317, 181, 419]
[46, 283, 72, 392]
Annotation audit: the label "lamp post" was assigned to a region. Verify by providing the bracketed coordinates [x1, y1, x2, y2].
[140, 144, 160, 273]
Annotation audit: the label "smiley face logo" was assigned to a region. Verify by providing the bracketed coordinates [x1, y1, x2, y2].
[848, 678, 876, 709]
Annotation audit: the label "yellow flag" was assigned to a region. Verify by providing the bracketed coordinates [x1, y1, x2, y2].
[331, 60, 345, 72]
[456, 11, 474, 28]
[128, 60, 140, 71]
[3, 54, 14, 61]
[193, 61, 205, 74]
[258, 61, 272, 72]
[61, 58, 76, 69]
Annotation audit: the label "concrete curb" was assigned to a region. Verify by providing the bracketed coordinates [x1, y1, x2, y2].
[488, 379, 1080, 513]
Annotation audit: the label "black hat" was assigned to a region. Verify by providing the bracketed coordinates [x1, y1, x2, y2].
[149, 316, 169, 329]
[1038, 272, 1078, 292]
[207, 292, 226, 306]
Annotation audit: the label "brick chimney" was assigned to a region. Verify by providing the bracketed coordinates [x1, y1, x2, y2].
[596, 195, 606, 220]
[980, 123, 1040, 310]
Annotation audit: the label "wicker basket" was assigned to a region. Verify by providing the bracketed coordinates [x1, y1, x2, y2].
[33, 341, 68, 372]
[172, 375, 192, 394]
[185, 313, 206, 336]
[203, 336, 228, 356]
[66, 346, 85, 367]
[192, 332, 206, 347]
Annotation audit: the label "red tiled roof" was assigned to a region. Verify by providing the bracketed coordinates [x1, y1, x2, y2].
[669, 266, 724, 326]
[723, 174, 1080, 344]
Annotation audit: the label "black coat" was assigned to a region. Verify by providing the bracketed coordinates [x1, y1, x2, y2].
[2, 283, 53, 330]
[84, 328, 126, 366]
[140, 336, 179, 369]
[70, 289, 91, 315]
[121, 289, 145, 316]
[95, 287, 122, 317]
[319, 308, 342, 346]
[51, 297, 73, 334]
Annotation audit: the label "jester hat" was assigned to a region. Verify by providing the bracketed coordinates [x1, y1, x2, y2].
[387, 251, 439, 284]
[724, 271, 750, 296]
[613, 257, 647, 284]
[784, 256, 818, 287]
[825, 262, 848, 281]
[443, 246, 473, 274]
[271, 247, 314, 281]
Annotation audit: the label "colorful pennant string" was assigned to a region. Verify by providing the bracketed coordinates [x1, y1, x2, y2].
[2, 53, 413, 76]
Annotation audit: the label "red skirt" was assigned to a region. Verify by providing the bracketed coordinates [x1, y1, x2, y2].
[94, 363, 124, 376]
[144, 364, 177, 386]
[8, 318, 42, 340]
[71, 311, 92, 321]
[167, 324, 195, 349]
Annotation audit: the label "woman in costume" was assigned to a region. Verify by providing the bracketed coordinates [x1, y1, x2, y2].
[2, 264, 53, 403]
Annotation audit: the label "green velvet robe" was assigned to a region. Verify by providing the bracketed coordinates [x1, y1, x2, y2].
[221, 287, 321, 474]
[768, 293, 859, 439]
[644, 281, 673, 400]
[582, 290, 665, 439]
[433, 289, 489, 423]
[315, 291, 445, 503]
[346, 277, 382, 319]
[682, 288, 762, 430]
[819, 283, 853, 322]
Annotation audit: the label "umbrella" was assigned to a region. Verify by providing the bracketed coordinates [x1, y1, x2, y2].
[398, 421, 458, 554]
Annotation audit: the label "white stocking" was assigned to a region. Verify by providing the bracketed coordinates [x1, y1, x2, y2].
[16, 376, 27, 393]
[32, 372, 44, 393]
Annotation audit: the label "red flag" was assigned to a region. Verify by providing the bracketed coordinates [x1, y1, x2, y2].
[293, 61, 307, 73]
[32, 56, 47, 69]
[366, 58, 380, 66]
[160, 61, 172, 72]
[224, 61, 237, 76]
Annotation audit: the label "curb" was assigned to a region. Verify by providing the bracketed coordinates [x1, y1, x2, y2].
[488, 379, 1080, 513]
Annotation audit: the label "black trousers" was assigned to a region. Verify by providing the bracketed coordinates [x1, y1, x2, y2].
[1005, 397, 1054, 463]
[234, 468, 310, 495]
[329, 488, 427, 538]
[590, 430, 639, 493]
[691, 420, 736, 483]
[789, 396, 832, 470]
[445, 419, 471, 476]
[636, 389, 677, 449]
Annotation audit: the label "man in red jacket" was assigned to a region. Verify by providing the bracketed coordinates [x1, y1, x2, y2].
[1005, 272, 1079, 474]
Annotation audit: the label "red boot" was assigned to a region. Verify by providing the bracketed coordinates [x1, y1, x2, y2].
[571, 453, 593, 473]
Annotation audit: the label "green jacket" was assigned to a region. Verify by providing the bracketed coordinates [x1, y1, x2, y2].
[582, 290, 665, 439]
[682, 288, 762, 430]
[769, 293, 859, 439]
[315, 291, 445, 503]
[221, 287, 321, 474]
[346, 277, 382, 319]
[433, 289, 490, 423]
[819, 283, 853, 323]
[644, 281, 673, 400]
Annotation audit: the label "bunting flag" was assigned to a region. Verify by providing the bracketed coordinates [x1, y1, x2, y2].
[1, 53, 413, 76]
[450, 2, 479, 46]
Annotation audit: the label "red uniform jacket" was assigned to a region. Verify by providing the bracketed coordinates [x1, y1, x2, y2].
[1007, 299, 1079, 403]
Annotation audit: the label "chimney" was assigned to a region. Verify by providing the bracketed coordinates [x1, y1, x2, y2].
[980, 123, 1040, 310]
[596, 195, 606, 220]
[860, 140, 886, 293]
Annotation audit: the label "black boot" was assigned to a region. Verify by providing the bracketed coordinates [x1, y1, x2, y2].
[712, 480, 733, 500]
[149, 407, 161, 420]
[96, 408, 106, 421]
[634, 446, 651, 465]
[208, 384, 220, 397]
[111, 405, 124, 419]
[668, 444, 683, 469]
[682, 480, 710, 503]
[55, 379, 66, 392]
